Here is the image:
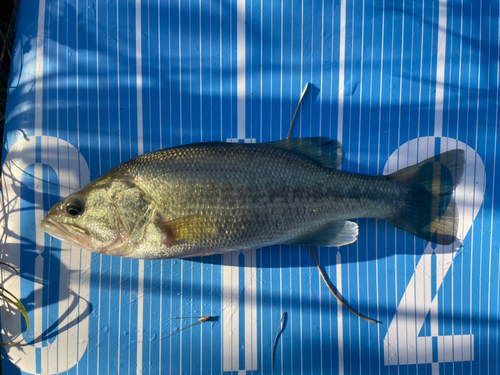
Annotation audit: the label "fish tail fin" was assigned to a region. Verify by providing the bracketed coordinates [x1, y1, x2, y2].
[387, 149, 465, 246]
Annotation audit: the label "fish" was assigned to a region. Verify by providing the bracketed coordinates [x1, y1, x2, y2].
[40, 137, 464, 259]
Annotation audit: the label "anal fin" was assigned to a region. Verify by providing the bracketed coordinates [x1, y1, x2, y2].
[286, 220, 359, 247]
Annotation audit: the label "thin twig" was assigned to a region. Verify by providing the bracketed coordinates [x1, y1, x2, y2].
[0, 262, 18, 275]
[160, 316, 217, 341]
[272, 312, 287, 369]
[310, 247, 380, 324]
[286, 83, 310, 140]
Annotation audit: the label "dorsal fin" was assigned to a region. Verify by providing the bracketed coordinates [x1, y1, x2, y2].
[266, 137, 344, 169]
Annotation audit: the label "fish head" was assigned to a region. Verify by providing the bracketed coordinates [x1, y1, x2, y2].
[40, 180, 130, 255]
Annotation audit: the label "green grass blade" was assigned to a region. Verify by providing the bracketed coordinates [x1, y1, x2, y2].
[0, 280, 30, 346]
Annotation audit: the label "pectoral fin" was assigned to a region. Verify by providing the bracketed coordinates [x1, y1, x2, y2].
[286, 220, 359, 247]
[156, 215, 220, 246]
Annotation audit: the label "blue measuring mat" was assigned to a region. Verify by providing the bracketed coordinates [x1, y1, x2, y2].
[1, 0, 499, 374]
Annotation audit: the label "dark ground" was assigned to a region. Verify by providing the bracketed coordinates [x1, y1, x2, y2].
[0, 1, 18, 372]
[0, 0, 17, 161]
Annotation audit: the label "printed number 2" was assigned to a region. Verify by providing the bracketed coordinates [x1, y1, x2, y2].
[383, 137, 485, 366]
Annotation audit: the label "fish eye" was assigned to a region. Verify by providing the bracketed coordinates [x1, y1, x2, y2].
[65, 197, 84, 217]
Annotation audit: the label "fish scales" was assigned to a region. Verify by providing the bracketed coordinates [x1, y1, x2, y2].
[110, 143, 402, 257]
[41, 138, 464, 258]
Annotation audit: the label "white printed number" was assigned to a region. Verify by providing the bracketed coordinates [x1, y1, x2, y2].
[383, 137, 485, 367]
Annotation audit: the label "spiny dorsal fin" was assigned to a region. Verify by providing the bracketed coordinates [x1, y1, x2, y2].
[266, 137, 344, 169]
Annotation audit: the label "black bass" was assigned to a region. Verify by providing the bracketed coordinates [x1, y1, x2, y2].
[40, 138, 464, 259]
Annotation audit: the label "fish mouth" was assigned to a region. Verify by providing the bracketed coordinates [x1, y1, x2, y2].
[40, 218, 89, 248]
